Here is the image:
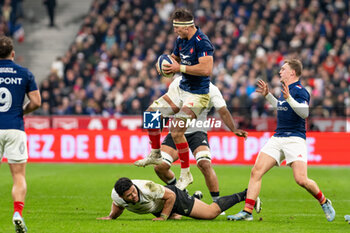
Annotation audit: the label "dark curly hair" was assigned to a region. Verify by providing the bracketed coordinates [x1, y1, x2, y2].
[114, 177, 133, 196]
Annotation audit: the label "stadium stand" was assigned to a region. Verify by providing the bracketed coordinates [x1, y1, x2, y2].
[35, 0, 349, 121]
[0, 0, 24, 38]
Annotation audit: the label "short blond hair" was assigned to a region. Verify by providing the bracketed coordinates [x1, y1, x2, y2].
[284, 59, 302, 77]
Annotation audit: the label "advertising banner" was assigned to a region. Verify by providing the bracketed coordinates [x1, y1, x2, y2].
[13, 130, 350, 165]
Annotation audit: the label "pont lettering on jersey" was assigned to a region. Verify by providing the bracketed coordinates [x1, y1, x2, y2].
[0, 59, 38, 131]
[0, 77, 22, 84]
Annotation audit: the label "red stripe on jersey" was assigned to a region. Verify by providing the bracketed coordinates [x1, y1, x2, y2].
[197, 35, 202, 40]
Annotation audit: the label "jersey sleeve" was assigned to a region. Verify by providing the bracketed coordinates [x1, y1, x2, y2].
[172, 37, 181, 57]
[26, 70, 38, 93]
[210, 85, 226, 110]
[196, 38, 214, 58]
[111, 188, 125, 207]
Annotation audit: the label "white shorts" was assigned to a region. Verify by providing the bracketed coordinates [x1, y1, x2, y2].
[152, 77, 209, 118]
[0, 129, 28, 163]
[260, 136, 307, 166]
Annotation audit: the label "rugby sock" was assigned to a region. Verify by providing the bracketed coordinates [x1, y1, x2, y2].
[167, 177, 177, 185]
[14, 202, 24, 216]
[215, 189, 247, 212]
[175, 142, 190, 169]
[181, 167, 190, 172]
[314, 191, 326, 205]
[243, 198, 255, 214]
[148, 129, 161, 149]
[210, 192, 220, 202]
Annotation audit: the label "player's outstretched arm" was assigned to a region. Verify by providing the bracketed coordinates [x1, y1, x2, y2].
[23, 90, 41, 114]
[97, 202, 124, 220]
[257, 79, 277, 108]
[256, 79, 269, 96]
[152, 187, 176, 221]
[218, 107, 248, 139]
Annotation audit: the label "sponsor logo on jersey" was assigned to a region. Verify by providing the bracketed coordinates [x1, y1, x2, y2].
[277, 106, 288, 111]
[0, 67, 17, 73]
[180, 53, 190, 59]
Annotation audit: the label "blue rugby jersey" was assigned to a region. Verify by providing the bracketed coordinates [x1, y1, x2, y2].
[173, 27, 214, 94]
[0, 60, 38, 131]
[274, 80, 310, 139]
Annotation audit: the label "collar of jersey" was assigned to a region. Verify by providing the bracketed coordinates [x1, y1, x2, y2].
[186, 26, 200, 41]
[288, 80, 301, 88]
[0, 59, 13, 63]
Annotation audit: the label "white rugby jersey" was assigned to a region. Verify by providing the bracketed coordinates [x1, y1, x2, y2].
[169, 77, 226, 134]
[111, 180, 165, 214]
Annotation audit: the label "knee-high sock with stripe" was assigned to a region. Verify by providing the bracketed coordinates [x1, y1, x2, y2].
[148, 129, 161, 149]
[175, 142, 190, 169]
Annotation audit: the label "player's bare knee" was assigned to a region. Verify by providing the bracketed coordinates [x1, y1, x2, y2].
[196, 151, 211, 171]
[170, 129, 184, 140]
[207, 206, 220, 219]
[295, 176, 307, 187]
[250, 166, 263, 180]
[197, 159, 211, 172]
[154, 163, 169, 174]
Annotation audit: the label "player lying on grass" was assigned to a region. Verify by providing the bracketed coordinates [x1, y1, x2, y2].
[98, 177, 261, 221]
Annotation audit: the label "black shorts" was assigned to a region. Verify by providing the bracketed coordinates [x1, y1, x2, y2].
[153, 185, 195, 218]
[166, 185, 195, 217]
[161, 131, 209, 153]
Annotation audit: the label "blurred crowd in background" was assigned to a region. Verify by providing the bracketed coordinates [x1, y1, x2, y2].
[0, 0, 24, 41]
[34, 0, 350, 121]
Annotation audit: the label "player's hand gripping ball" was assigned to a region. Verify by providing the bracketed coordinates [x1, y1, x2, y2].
[156, 54, 174, 78]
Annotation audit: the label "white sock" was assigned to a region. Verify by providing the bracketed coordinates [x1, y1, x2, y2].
[181, 167, 190, 173]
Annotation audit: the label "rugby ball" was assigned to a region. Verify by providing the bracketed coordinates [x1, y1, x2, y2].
[156, 54, 174, 78]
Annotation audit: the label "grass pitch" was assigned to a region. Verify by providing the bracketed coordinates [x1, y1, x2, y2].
[0, 164, 349, 233]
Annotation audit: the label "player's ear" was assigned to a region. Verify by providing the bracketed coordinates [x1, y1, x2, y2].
[290, 69, 295, 78]
[11, 51, 15, 60]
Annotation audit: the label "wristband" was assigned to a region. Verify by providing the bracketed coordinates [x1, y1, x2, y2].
[160, 213, 168, 220]
[180, 65, 186, 73]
